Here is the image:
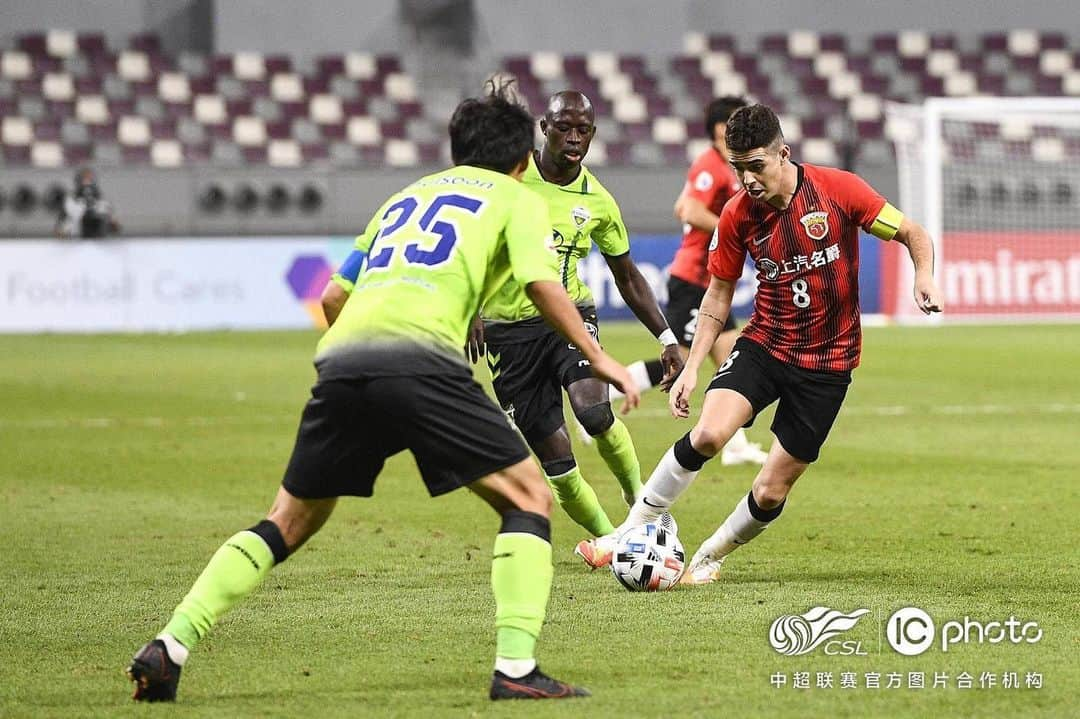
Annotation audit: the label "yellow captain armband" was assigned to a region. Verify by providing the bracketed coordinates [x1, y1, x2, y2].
[869, 202, 904, 241]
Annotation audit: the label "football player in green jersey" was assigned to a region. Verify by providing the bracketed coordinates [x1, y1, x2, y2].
[473, 91, 683, 559]
[126, 87, 639, 703]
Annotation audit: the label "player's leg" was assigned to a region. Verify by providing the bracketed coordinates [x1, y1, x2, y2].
[530, 423, 616, 537]
[467, 462, 586, 699]
[682, 443, 807, 584]
[128, 498, 338, 702]
[565, 376, 642, 506]
[684, 361, 851, 584]
[491, 334, 615, 537]
[607, 356, 668, 399]
[561, 313, 643, 506]
[709, 329, 768, 466]
[401, 368, 587, 700]
[127, 377, 385, 701]
[574, 339, 777, 569]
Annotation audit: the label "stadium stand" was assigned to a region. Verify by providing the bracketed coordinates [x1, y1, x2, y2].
[0, 28, 1078, 170]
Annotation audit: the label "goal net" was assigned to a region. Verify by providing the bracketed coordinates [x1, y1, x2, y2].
[885, 97, 1080, 322]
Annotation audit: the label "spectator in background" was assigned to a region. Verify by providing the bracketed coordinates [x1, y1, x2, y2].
[56, 168, 120, 239]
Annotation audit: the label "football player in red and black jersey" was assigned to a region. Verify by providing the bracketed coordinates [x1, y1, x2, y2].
[578, 104, 942, 580]
[613, 96, 767, 466]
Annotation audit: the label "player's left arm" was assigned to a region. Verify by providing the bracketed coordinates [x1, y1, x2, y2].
[840, 169, 944, 316]
[888, 213, 944, 315]
[603, 254, 684, 386]
[596, 193, 685, 383]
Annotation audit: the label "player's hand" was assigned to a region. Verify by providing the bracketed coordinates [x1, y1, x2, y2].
[668, 372, 696, 419]
[590, 353, 640, 414]
[658, 344, 685, 392]
[914, 274, 944, 315]
[465, 316, 485, 363]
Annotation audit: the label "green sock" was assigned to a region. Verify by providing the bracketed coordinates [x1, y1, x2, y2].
[492, 532, 553, 660]
[162, 530, 276, 649]
[594, 418, 642, 505]
[545, 465, 616, 537]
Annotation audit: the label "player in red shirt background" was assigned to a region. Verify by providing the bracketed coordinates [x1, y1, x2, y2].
[578, 104, 942, 580]
[612, 96, 766, 466]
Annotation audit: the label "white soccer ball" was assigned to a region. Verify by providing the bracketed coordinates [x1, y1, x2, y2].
[610, 521, 685, 591]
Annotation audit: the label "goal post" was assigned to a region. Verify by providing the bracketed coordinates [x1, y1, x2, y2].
[885, 97, 1080, 323]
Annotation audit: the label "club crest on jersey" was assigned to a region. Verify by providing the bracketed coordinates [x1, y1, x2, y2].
[800, 211, 829, 240]
[571, 206, 590, 228]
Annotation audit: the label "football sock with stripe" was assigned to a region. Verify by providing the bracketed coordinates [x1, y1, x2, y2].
[162, 520, 288, 651]
[696, 490, 786, 560]
[623, 433, 708, 528]
[543, 461, 616, 537]
[492, 512, 553, 677]
[592, 418, 643, 505]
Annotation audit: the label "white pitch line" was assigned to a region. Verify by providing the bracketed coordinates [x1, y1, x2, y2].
[1, 404, 1078, 430]
[625, 403, 1080, 419]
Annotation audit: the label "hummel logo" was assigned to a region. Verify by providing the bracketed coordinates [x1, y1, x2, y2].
[753, 233, 771, 246]
[713, 371, 732, 379]
[642, 497, 668, 509]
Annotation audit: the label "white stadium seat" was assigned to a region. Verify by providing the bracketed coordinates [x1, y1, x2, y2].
[76, 95, 110, 124]
[347, 116, 381, 145]
[233, 116, 267, 146]
[268, 139, 302, 167]
[151, 140, 184, 167]
[118, 116, 151, 146]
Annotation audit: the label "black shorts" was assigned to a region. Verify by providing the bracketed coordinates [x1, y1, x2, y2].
[282, 352, 530, 499]
[485, 310, 600, 445]
[706, 337, 851, 463]
[665, 275, 736, 348]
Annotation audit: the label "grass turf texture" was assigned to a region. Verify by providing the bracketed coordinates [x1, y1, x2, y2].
[0, 324, 1076, 718]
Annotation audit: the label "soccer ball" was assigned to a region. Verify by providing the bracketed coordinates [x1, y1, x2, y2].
[610, 522, 685, 591]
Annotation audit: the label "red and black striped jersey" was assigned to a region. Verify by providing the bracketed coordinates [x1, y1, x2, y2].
[708, 163, 887, 372]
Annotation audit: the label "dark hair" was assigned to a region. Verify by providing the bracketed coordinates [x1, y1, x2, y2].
[705, 95, 748, 140]
[725, 104, 784, 154]
[449, 80, 535, 174]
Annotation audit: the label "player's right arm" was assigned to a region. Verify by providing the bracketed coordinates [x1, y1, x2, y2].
[673, 157, 722, 233]
[669, 275, 735, 419]
[674, 192, 720, 234]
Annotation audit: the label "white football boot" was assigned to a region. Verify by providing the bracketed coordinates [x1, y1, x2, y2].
[720, 441, 768, 466]
[680, 553, 725, 585]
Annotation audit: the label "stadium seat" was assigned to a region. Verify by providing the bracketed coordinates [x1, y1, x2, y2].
[0, 28, 1077, 169]
[31, 139, 64, 167]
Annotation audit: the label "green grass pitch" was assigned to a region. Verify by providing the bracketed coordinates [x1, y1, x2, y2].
[1, 324, 1077, 718]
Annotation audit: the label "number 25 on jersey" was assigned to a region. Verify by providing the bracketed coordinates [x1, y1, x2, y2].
[366, 193, 486, 270]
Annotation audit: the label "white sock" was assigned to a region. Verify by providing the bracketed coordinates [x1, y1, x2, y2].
[695, 492, 780, 561]
[622, 446, 699, 528]
[495, 656, 537, 678]
[609, 360, 654, 399]
[156, 633, 190, 666]
[723, 427, 750, 452]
